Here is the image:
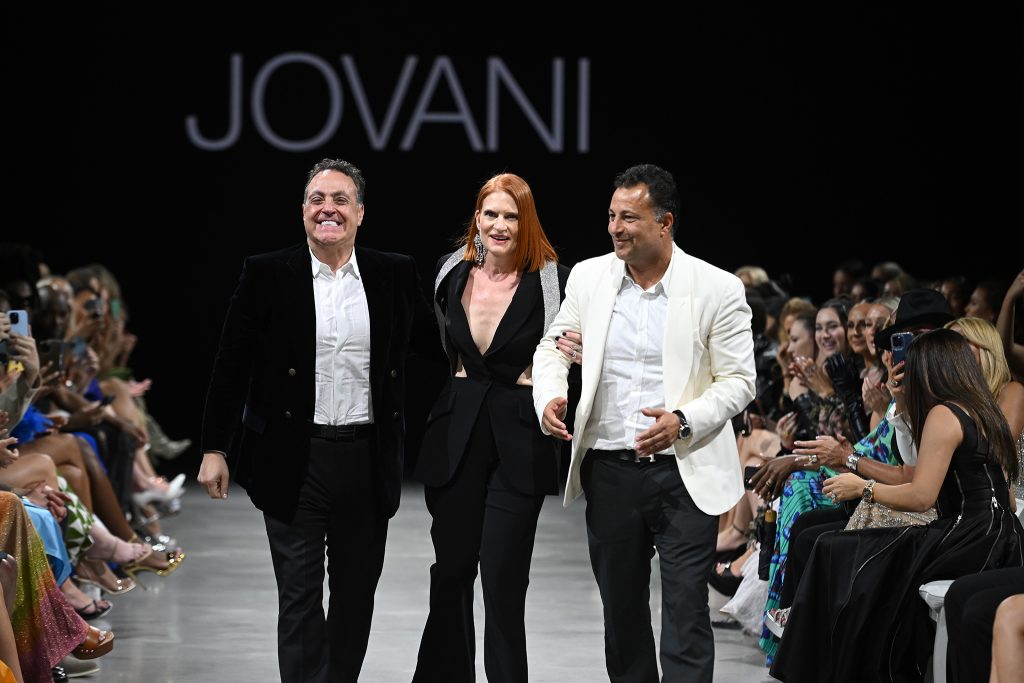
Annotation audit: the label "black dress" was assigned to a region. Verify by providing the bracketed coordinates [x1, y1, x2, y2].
[771, 403, 1024, 682]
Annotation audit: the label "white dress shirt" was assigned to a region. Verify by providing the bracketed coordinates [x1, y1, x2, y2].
[588, 257, 675, 454]
[886, 401, 917, 466]
[311, 249, 373, 426]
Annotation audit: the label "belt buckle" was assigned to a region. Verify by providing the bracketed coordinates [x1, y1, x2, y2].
[633, 451, 654, 464]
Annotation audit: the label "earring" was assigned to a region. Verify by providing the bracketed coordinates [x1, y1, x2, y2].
[473, 233, 486, 267]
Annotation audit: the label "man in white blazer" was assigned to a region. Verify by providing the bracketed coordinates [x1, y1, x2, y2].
[533, 164, 755, 683]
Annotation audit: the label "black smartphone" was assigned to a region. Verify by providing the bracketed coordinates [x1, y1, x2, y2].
[83, 298, 103, 319]
[891, 331, 913, 367]
[37, 339, 65, 374]
[69, 337, 87, 361]
[744, 464, 760, 490]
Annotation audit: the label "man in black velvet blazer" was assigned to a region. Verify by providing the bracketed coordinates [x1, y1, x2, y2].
[199, 158, 421, 683]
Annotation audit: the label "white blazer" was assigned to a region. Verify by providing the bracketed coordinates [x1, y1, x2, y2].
[533, 245, 755, 516]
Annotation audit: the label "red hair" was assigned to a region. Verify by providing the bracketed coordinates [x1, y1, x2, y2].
[461, 173, 557, 272]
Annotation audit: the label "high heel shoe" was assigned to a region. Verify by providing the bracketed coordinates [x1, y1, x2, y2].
[72, 626, 114, 659]
[121, 548, 185, 589]
[131, 473, 186, 507]
[75, 559, 136, 596]
[84, 532, 152, 567]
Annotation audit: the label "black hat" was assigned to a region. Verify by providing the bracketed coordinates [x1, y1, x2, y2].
[874, 288, 955, 350]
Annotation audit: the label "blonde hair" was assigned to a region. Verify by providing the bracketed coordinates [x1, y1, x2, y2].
[945, 316, 1012, 398]
[735, 265, 769, 286]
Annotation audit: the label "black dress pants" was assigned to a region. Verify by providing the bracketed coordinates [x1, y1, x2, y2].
[413, 407, 546, 683]
[944, 566, 1024, 683]
[263, 434, 388, 683]
[779, 507, 849, 608]
[581, 451, 717, 683]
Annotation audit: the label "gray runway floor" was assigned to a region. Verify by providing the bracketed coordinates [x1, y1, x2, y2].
[87, 484, 772, 682]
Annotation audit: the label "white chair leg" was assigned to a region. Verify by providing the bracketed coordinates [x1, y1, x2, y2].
[932, 606, 948, 683]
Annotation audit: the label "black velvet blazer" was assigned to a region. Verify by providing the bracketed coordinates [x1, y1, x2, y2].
[201, 242, 422, 523]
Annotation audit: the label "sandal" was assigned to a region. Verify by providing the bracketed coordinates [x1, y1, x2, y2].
[122, 548, 185, 588]
[72, 626, 114, 659]
[708, 560, 743, 597]
[75, 559, 136, 596]
[75, 599, 113, 621]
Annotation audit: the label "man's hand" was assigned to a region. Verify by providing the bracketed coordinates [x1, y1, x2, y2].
[792, 434, 854, 468]
[542, 398, 572, 441]
[635, 407, 680, 457]
[198, 452, 230, 499]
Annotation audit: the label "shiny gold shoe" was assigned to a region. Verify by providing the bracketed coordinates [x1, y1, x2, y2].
[121, 549, 185, 589]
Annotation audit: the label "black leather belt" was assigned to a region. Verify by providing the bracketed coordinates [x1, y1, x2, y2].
[588, 448, 676, 465]
[308, 423, 373, 441]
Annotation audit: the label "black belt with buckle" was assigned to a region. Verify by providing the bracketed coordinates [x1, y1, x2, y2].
[588, 448, 675, 465]
[308, 423, 373, 441]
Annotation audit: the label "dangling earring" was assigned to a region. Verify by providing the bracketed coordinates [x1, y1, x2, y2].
[473, 232, 486, 267]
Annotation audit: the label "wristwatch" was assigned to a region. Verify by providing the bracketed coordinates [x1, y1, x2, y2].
[846, 453, 860, 472]
[862, 479, 876, 503]
[671, 410, 692, 440]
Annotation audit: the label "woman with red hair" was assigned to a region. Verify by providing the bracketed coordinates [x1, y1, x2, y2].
[412, 173, 574, 683]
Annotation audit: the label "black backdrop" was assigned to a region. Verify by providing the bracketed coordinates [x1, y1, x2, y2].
[5, 4, 1021, 476]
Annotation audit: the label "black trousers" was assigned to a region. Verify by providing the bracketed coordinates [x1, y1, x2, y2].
[944, 566, 1024, 683]
[413, 408, 546, 683]
[263, 435, 388, 683]
[779, 507, 849, 608]
[581, 451, 717, 683]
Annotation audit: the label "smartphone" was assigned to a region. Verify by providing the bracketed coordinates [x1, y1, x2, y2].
[891, 331, 913, 367]
[83, 298, 103, 320]
[7, 310, 29, 337]
[744, 465, 760, 490]
[69, 336, 88, 361]
[37, 339, 65, 374]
